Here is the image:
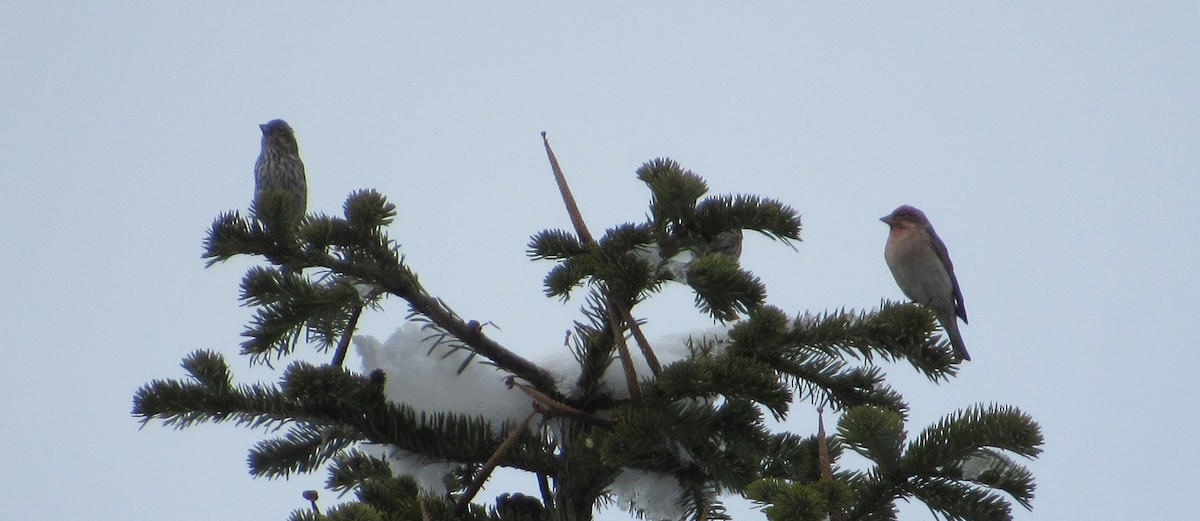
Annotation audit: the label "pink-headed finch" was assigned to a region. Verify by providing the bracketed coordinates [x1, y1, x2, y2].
[881, 205, 970, 361]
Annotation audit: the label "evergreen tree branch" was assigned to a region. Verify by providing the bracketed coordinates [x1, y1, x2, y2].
[528, 229, 588, 261]
[540, 135, 660, 397]
[788, 304, 958, 381]
[208, 193, 559, 392]
[836, 406, 905, 474]
[778, 354, 907, 414]
[602, 397, 769, 494]
[902, 404, 1043, 471]
[565, 290, 622, 408]
[693, 194, 802, 245]
[906, 477, 1013, 521]
[835, 404, 1043, 521]
[686, 253, 767, 321]
[133, 354, 558, 476]
[327, 450, 395, 495]
[203, 211, 294, 267]
[900, 404, 1042, 510]
[238, 267, 361, 363]
[727, 307, 917, 413]
[653, 352, 791, 420]
[249, 423, 364, 478]
[316, 253, 558, 392]
[758, 432, 842, 483]
[842, 470, 902, 521]
[637, 158, 709, 227]
[944, 450, 1037, 510]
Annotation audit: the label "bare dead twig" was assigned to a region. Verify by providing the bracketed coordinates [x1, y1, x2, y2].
[315, 256, 559, 391]
[507, 377, 615, 428]
[605, 298, 641, 398]
[541, 132, 594, 244]
[617, 304, 661, 375]
[330, 304, 364, 367]
[454, 411, 539, 517]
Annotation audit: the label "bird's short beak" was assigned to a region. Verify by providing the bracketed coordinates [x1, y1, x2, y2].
[259, 124, 269, 133]
[879, 215, 891, 224]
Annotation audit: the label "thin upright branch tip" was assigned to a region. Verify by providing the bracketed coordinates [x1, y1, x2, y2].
[541, 132, 594, 244]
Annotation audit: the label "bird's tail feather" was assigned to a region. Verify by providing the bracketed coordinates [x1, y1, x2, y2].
[938, 314, 971, 362]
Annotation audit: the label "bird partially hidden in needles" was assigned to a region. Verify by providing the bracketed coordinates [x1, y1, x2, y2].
[254, 119, 307, 224]
[708, 229, 744, 261]
[881, 205, 970, 361]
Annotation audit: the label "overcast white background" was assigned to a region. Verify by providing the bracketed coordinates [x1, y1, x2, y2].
[3, 3, 1197, 520]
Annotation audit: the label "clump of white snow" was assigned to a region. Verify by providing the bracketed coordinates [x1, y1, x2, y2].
[609, 468, 687, 521]
[356, 322, 730, 416]
[354, 321, 732, 501]
[960, 450, 1011, 480]
[590, 325, 730, 401]
[633, 244, 696, 283]
[354, 323, 531, 428]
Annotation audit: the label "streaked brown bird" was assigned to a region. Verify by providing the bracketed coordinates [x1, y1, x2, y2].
[254, 119, 307, 223]
[881, 205, 970, 361]
[708, 229, 744, 261]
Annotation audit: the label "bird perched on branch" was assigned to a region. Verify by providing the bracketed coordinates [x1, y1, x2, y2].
[254, 119, 307, 224]
[707, 229, 744, 261]
[881, 205, 970, 361]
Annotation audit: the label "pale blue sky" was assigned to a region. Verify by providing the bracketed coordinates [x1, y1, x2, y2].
[3, 3, 1197, 520]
